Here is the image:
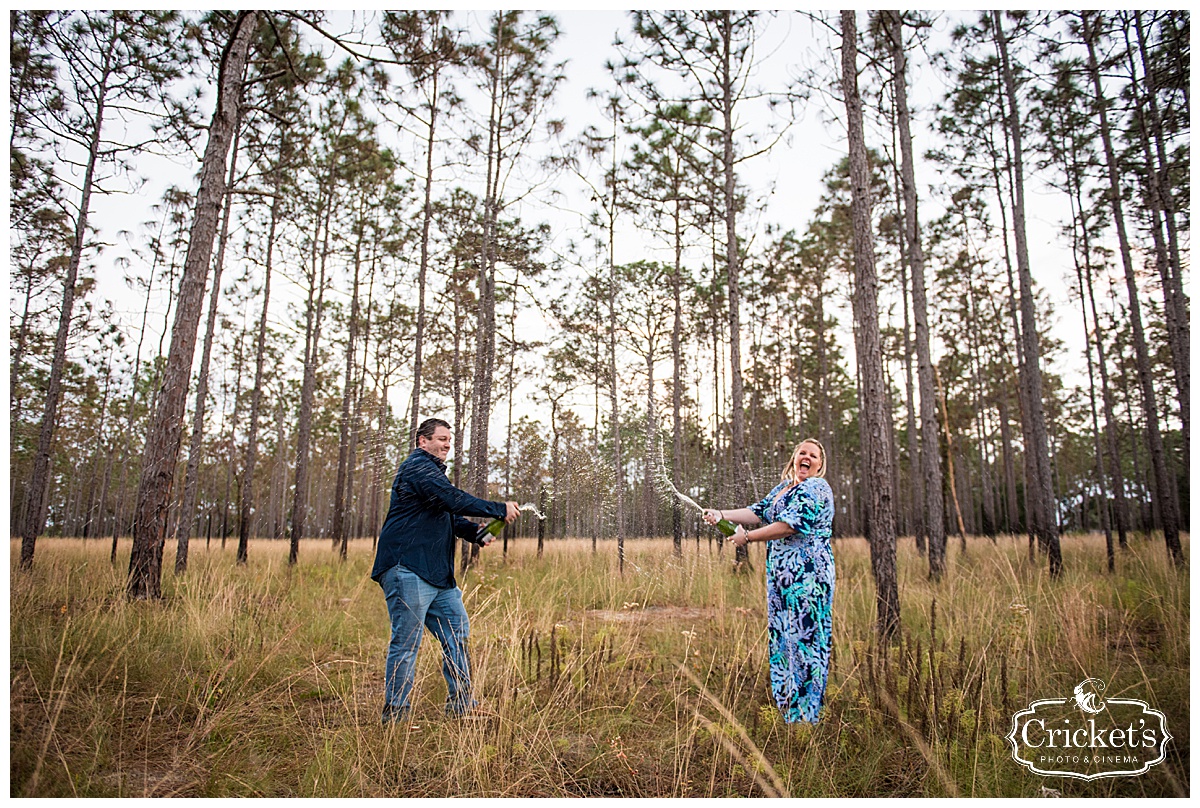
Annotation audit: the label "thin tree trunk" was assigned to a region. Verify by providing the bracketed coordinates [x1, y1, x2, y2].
[609, 204, 625, 574]
[220, 335, 244, 552]
[452, 256, 465, 489]
[644, 331, 657, 539]
[81, 342, 116, 540]
[176, 119, 240, 575]
[127, 12, 256, 598]
[994, 10, 1062, 576]
[593, 302, 601, 555]
[373, 380, 388, 543]
[272, 393, 286, 542]
[290, 186, 332, 565]
[997, 393, 1019, 533]
[718, 12, 750, 569]
[1060, 112, 1122, 563]
[335, 197, 365, 560]
[97, 432, 116, 541]
[934, 365, 968, 546]
[1132, 12, 1189, 458]
[19, 53, 110, 569]
[470, 24, 504, 504]
[1072, 221, 1115, 572]
[346, 266, 373, 541]
[672, 196, 684, 557]
[1081, 11, 1183, 567]
[238, 178, 280, 565]
[1085, 256, 1129, 550]
[10, 241, 40, 453]
[503, 269, 519, 554]
[410, 67, 439, 440]
[887, 10, 942, 572]
[894, 137, 922, 548]
[842, 10, 900, 640]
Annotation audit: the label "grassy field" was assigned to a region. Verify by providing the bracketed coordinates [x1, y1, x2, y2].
[9, 532, 1190, 797]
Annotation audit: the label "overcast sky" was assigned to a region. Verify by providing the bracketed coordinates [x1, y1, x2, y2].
[72, 9, 1105, 444]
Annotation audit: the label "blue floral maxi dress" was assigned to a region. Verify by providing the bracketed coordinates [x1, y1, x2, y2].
[750, 477, 836, 723]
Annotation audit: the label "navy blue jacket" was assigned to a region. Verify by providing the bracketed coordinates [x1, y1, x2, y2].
[370, 447, 507, 588]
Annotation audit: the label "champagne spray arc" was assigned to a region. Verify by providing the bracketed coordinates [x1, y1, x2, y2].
[650, 439, 738, 538]
[475, 502, 547, 545]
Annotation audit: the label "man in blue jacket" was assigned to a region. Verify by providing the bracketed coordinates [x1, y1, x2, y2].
[371, 417, 518, 723]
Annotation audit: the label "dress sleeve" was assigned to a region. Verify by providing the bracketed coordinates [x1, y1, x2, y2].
[772, 480, 820, 535]
[749, 483, 782, 522]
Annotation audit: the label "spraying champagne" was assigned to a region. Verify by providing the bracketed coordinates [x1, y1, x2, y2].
[475, 502, 545, 545]
[650, 443, 739, 538]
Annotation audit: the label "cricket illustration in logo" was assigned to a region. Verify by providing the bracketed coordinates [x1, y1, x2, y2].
[1072, 678, 1107, 714]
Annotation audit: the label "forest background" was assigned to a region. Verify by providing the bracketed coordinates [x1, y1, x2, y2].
[8, 10, 1190, 594]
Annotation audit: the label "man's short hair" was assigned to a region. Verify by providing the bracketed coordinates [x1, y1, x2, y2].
[415, 417, 451, 444]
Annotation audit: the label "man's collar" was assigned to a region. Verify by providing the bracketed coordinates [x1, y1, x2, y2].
[413, 446, 447, 470]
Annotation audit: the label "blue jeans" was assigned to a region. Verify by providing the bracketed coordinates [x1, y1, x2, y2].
[378, 564, 476, 720]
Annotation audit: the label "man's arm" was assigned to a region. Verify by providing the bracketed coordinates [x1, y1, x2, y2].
[409, 458, 507, 520]
[453, 515, 487, 545]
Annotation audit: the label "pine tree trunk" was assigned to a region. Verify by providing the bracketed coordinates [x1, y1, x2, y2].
[20, 54, 111, 569]
[993, 10, 1062, 577]
[718, 13, 750, 569]
[842, 10, 900, 640]
[1085, 259, 1129, 550]
[447, 255, 462, 488]
[609, 215, 626, 574]
[127, 12, 257, 599]
[502, 279, 517, 556]
[549, 398, 561, 552]
[410, 68, 439, 439]
[81, 346, 116, 540]
[1080, 11, 1183, 567]
[965, 270, 996, 538]
[11, 245, 39, 465]
[1132, 12, 1189, 458]
[290, 189, 332, 565]
[888, 10, 944, 576]
[672, 198, 684, 557]
[1060, 116, 1124, 560]
[334, 198, 364, 560]
[592, 314, 601, 555]
[1072, 229, 1115, 572]
[272, 394, 286, 542]
[895, 156, 922, 549]
[641, 312, 657, 538]
[175, 118, 241, 575]
[345, 308, 370, 543]
[997, 393, 1019, 533]
[470, 30, 503, 504]
[238, 180, 281, 565]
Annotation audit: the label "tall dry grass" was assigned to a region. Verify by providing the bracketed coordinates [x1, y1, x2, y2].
[9, 532, 1189, 796]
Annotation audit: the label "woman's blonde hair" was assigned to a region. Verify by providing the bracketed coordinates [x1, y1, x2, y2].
[781, 438, 827, 484]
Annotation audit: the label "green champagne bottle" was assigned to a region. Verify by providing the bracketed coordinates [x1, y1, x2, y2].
[476, 518, 506, 544]
[714, 518, 737, 537]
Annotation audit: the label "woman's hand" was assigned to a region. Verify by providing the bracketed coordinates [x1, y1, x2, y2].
[702, 508, 722, 526]
[730, 525, 750, 547]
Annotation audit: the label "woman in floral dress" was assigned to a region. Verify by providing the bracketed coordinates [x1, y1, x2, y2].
[703, 439, 835, 723]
